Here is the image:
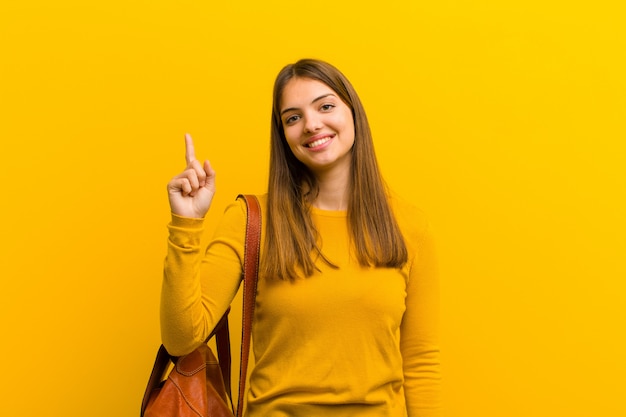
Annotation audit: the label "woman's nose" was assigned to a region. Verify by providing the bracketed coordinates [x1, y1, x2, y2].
[303, 113, 323, 133]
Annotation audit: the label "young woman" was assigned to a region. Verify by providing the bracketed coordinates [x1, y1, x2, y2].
[162, 59, 441, 416]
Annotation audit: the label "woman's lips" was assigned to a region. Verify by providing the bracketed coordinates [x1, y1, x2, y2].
[305, 134, 334, 148]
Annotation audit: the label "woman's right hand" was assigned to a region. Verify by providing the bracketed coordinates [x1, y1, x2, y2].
[167, 133, 216, 219]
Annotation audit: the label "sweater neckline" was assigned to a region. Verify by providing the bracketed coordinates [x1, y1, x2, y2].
[310, 206, 347, 217]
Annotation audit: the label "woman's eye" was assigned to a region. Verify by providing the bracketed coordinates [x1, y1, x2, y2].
[285, 115, 300, 125]
[320, 104, 335, 111]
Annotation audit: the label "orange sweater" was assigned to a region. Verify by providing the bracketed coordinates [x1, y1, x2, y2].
[161, 194, 441, 417]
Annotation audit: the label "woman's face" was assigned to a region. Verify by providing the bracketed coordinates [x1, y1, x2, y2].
[279, 77, 355, 176]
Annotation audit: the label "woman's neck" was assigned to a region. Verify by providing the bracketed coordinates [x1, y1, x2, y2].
[311, 171, 350, 211]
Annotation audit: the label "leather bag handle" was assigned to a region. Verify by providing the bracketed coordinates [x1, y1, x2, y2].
[236, 194, 261, 417]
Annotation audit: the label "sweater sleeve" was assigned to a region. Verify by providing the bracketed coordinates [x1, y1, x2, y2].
[160, 198, 247, 356]
[400, 219, 442, 417]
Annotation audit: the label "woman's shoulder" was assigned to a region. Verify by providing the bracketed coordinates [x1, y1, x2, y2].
[388, 191, 432, 243]
[220, 193, 268, 225]
[223, 193, 268, 211]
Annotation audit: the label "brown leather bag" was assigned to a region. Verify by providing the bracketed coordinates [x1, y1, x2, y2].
[141, 195, 261, 417]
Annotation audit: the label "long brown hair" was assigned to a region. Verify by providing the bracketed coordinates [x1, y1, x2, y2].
[263, 59, 407, 281]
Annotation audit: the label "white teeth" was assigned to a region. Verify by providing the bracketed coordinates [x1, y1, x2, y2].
[307, 137, 331, 148]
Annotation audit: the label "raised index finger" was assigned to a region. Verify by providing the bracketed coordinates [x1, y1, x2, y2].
[184, 133, 196, 165]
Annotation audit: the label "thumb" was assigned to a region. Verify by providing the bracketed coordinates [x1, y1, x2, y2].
[203, 160, 216, 190]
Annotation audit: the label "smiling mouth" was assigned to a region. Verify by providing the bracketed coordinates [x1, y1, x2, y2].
[306, 136, 332, 148]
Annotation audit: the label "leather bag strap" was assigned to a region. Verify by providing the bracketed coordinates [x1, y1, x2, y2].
[236, 194, 261, 417]
[213, 309, 232, 401]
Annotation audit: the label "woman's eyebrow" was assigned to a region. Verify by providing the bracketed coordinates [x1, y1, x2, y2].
[280, 94, 336, 116]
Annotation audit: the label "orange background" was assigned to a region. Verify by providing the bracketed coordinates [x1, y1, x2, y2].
[1, 1, 624, 416]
